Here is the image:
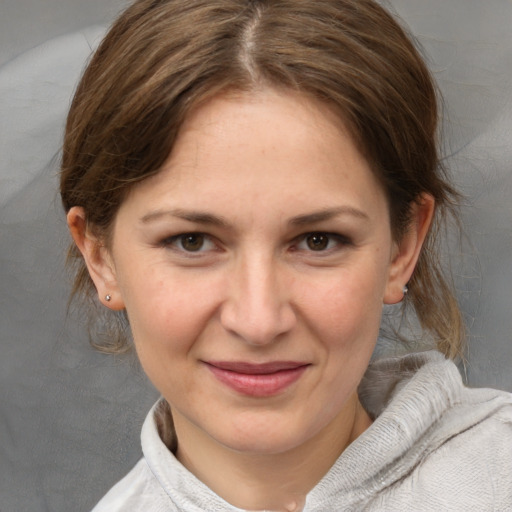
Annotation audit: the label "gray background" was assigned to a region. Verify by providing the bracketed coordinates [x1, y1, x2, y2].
[1, 1, 511, 511]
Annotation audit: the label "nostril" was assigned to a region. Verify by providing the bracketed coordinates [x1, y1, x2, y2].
[220, 260, 296, 344]
[219, 299, 296, 346]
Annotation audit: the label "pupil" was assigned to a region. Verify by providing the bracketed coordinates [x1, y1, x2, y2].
[307, 233, 328, 251]
[182, 234, 204, 251]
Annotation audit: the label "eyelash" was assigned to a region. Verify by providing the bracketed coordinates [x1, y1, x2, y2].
[159, 233, 217, 255]
[293, 232, 352, 254]
[158, 231, 351, 256]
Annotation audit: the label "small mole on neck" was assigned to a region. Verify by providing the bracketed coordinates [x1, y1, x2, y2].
[248, 500, 304, 512]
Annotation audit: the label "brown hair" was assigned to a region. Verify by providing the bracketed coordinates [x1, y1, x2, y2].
[61, 0, 463, 357]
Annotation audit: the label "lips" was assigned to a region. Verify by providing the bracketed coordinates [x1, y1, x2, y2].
[204, 361, 309, 397]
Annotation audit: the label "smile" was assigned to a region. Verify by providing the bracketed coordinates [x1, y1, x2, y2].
[204, 361, 310, 397]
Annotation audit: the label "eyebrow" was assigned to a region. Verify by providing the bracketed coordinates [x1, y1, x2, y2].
[140, 206, 369, 227]
[288, 206, 369, 226]
[140, 208, 230, 227]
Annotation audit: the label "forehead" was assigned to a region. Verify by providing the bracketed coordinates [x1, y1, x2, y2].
[118, 88, 388, 224]
[175, 88, 351, 167]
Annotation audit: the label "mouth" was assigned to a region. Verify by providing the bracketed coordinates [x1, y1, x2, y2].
[204, 361, 310, 397]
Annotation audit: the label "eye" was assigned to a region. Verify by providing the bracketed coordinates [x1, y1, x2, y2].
[161, 233, 216, 253]
[179, 233, 207, 252]
[305, 233, 330, 251]
[295, 232, 349, 252]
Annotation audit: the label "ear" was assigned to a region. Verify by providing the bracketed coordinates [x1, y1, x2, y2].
[67, 207, 125, 311]
[383, 194, 435, 305]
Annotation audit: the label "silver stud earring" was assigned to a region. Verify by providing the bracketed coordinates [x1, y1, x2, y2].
[105, 294, 112, 302]
[402, 285, 409, 296]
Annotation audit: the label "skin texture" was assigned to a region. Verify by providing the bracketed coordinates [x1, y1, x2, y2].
[68, 88, 433, 511]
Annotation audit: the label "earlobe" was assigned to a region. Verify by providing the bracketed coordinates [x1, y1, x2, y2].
[383, 194, 435, 305]
[67, 207, 125, 310]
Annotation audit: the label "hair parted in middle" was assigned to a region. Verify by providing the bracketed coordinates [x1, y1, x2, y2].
[61, 0, 462, 357]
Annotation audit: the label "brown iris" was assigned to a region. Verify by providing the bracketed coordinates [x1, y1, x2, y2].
[181, 234, 205, 251]
[306, 233, 329, 251]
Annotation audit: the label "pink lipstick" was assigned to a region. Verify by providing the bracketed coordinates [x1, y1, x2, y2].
[204, 361, 309, 397]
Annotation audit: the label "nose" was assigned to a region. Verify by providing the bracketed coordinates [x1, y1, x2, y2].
[220, 253, 297, 346]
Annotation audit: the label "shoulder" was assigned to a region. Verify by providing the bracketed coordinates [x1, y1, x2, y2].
[384, 364, 512, 509]
[388, 398, 512, 510]
[357, 351, 512, 510]
[91, 399, 238, 512]
[90, 401, 181, 512]
[419, 387, 512, 490]
[91, 458, 179, 512]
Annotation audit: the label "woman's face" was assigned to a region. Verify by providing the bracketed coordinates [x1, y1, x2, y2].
[93, 89, 418, 455]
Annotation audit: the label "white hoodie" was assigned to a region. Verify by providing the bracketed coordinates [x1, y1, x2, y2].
[92, 351, 512, 511]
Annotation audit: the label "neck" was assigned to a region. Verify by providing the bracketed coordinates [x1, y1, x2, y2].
[173, 393, 372, 511]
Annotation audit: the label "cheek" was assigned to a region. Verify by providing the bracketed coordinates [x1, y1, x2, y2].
[300, 264, 386, 348]
[122, 279, 220, 400]
[298, 268, 386, 417]
[118, 265, 219, 361]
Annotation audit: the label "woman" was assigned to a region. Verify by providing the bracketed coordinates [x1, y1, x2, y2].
[60, 0, 512, 510]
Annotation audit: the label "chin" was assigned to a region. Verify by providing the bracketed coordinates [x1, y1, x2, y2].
[214, 415, 317, 455]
